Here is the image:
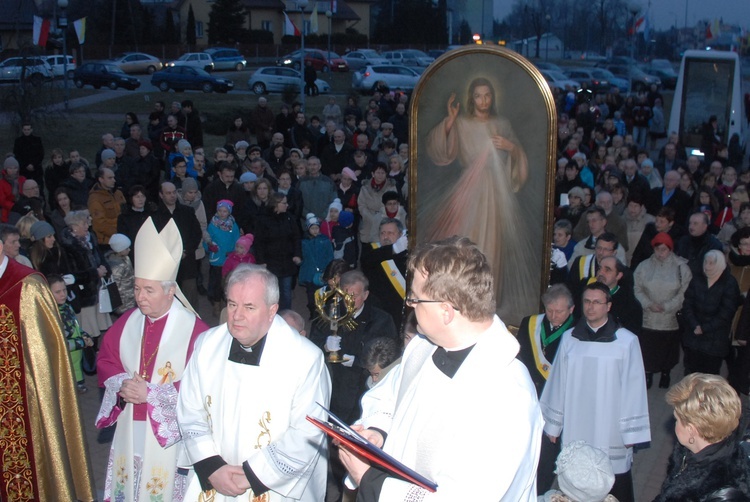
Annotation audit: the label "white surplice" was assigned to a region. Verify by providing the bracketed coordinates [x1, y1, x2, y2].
[539, 326, 651, 474]
[356, 316, 543, 501]
[177, 316, 331, 501]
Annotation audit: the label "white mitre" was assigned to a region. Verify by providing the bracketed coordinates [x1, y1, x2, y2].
[134, 217, 197, 315]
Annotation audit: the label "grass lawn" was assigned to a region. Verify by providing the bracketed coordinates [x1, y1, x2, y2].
[0, 70, 361, 164]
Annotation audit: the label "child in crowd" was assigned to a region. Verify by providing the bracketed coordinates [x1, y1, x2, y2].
[320, 198, 342, 239]
[222, 233, 256, 278]
[540, 441, 617, 502]
[105, 233, 135, 315]
[48, 274, 93, 393]
[332, 210, 357, 268]
[377, 191, 407, 229]
[363, 337, 401, 388]
[300, 213, 334, 319]
[206, 200, 240, 315]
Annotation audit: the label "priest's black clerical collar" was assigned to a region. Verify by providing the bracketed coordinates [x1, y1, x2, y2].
[432, 344, 475, 378]
[228, 335, 267, 366]
[571, 315, 619, 343]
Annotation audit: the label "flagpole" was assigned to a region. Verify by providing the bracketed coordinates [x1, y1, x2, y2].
[297, 0, 309, 112]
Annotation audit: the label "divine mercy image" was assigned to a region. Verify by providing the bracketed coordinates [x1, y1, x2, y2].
[414, 49, 553, 325]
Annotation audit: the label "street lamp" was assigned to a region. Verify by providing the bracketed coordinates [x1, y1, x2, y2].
[297, 0, 308, 111]
[326, 10, 332, 66]
[58, 0, 69, 111]
[545, 14, 551, 60]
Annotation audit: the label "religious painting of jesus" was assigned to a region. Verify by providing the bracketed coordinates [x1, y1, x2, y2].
[408, 46, 557, 327]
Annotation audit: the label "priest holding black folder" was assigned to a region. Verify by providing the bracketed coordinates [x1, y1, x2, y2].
[339, 236, 544, 500]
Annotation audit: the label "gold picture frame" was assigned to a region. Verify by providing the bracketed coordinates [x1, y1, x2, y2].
[408, 45, 557, 327]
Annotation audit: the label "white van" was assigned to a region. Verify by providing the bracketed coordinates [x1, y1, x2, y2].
[667, 50, 745, 157]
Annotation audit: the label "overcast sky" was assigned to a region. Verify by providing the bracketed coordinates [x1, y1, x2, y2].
[494, 0, 750, 31]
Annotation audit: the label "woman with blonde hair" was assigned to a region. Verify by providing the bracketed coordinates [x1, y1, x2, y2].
[654, 373, 750, 501]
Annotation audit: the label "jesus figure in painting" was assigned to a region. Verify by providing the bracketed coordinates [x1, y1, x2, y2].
[426, 77, 537, 316]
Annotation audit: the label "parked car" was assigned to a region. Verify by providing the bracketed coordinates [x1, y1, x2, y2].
[204, 48, 247, 71]
[540, 70, 580, 92]
[41, 55, 76, 78]
[165, 52, 214, 72]
[591, 68, 630, 93]
[0, 57, 53, 85]
[111, 52, 163, 74]
[278, 49, 349, 72]
[643, 66, 677, 90]
[342, 49, 389, 70]
[381, 49, 434, 67]
[648, 58, 675, 71]
[73, 62, 141, 90]
[248, 66, 330, 94]
[599, 64, 661, 92]
[564, 67, 612, 93]
[351, 64, 421, 94]
[151, 66, 233, 93]
[535, 61, 563, 72]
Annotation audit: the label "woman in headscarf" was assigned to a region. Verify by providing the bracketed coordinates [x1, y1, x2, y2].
[681, 250, 741, 375]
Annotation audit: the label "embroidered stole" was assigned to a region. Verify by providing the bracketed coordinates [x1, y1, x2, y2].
[578, 255, 597, 284]
[370, 243, 406, 299]
[114, 300, 193, 502]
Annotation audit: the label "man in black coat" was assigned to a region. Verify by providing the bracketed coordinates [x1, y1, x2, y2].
[597, 256, 642, 337]
[309, 269, 398, 424]
[13, 123, 44, 188]
[202, 161, 246, 221]
[676, 212, 723, 278]
[181, 100, 204, 149]
[319, 129, 354, 180]
[360, 217, 408, 330]
[647, 171, 692, 226]
[153, 181, 202, 310]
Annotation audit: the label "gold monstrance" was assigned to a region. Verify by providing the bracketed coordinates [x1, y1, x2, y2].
[314, 286, 356, 363]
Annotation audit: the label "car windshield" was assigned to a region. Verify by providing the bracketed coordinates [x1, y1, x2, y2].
[404, 50, 428, 58]
[178, 54, 195, 61]
[104, 64, 125, 73]
[113, 53, 129, 60]
[328, 52, 342, 59]
[547, 71, 569, 80]
[593, 69, 615, 79]
[360, 50, 380, 57]
[194, 68, 211, 77]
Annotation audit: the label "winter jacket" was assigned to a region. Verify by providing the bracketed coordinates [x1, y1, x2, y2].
[682, 268, 741, 358]
[299, 235, 333, 286]
[254, 211, 302, 278]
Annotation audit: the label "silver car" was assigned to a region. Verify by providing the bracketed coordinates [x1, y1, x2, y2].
[165, 53, 214, 72]
[351, 65, 421, 94]
[0, 57, 53, 84]
[248, 66, 330, 95]
[342, 49, 389, 70]
[111, 52, 163, 74]
[381, 49, 434, 67]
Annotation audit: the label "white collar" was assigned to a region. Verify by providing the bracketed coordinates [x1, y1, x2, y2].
[0, 255, 8, 279]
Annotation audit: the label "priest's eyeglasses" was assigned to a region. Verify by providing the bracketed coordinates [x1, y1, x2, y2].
[405, 294, 459, 311]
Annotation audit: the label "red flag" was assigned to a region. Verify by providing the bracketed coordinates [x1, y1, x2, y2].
[33, 16, 50, 47]
[283, 12, 301, 37]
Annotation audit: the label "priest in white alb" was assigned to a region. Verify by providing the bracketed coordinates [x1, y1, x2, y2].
[177, 264, 331, 501]
[339, 237, 543, 501]
[540, 282, 650, 502]
[96, 218, 209, 502]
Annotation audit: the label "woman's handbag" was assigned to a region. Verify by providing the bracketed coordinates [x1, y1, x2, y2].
[98, 278, 123, 314]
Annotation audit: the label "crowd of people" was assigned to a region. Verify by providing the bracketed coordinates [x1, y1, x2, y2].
[5, 81, 750, 502]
